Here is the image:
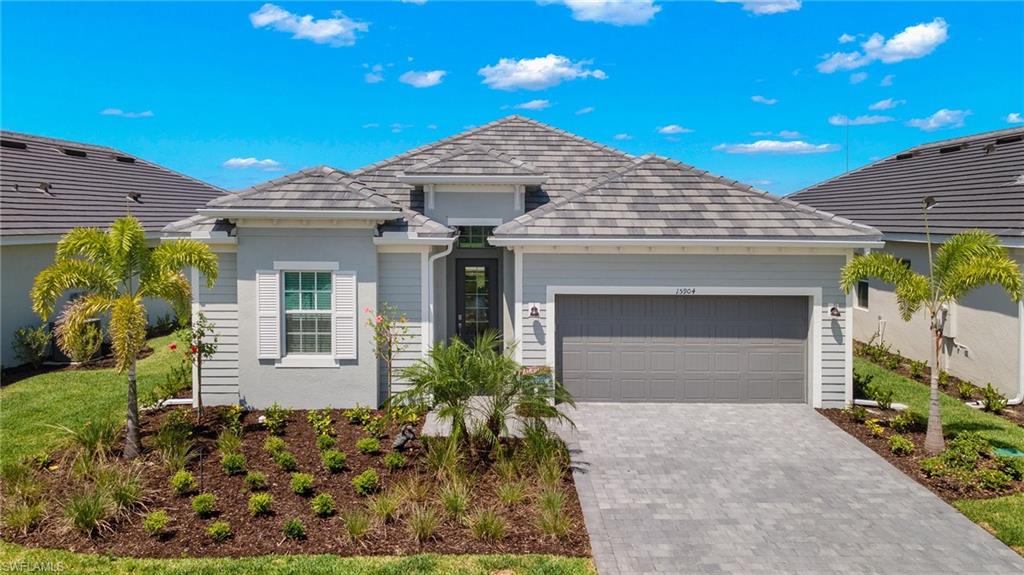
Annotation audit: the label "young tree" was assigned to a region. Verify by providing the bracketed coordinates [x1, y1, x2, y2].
[31, 216, 217, 458]
[181, 311, 219, 420]
[366, 302, 409, 401]
[841, 219, 1022, 454]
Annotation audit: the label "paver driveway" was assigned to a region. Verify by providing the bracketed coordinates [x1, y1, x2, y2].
[558, 403, 1024, 575]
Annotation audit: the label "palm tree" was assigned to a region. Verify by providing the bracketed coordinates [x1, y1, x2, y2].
[31, 216, 217, 458]
[841, 203, 1022, 454]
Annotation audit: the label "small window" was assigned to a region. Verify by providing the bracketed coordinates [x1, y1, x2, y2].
[457, 226, 494, 249]
[856, 280, 869, 309]
[283, 271, 332, 354]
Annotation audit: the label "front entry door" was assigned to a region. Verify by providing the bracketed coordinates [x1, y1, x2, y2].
[455, 259, 499, 343]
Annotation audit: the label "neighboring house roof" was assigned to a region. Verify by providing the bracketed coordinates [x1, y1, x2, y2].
[493, 155, 880, 241]
[398, 143, 542, 179]
[789, 127, 1024, 240]
[0, 130, 226, 239]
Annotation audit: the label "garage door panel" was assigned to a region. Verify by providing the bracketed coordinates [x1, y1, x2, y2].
[748, 379, 776, 401]
[620, 378, 648, 401]
[714, 378, 741, 401]
[683, 378, 712, 400]
[650, 351, 676, 372]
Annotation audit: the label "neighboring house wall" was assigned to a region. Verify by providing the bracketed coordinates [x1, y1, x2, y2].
[425, 189, 522, 225]
[519, 252, 852, 407]
[377, 251, 423, 394]
[194, 250, 240, 405]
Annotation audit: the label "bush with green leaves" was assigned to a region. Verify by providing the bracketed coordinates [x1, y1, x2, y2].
[865, 418, 885, 438]
[394, 475, 430, 503]
[867, 382, 894, 410]
[538, 487, 567, 517]
[220, 453, 246, 476]
[191, 493, 217, 518]
[888, 434, 915, 456]
[341, 509, 371, 541]
[364, 415, 387, 438]
[64, 486, 111, 536]
[307, 408, 334, 437]
[169, 470, 197, 496]
[537, 458, 565, 491]
[352, 469, 380, 496]
[498, 480, 526, 506]
[244, 471, 268, 491]
[422, 435, 462, 480]
[383, 452, 406, 471]
[344, 405, 372, 425]
[321, 449, 347, 473]
[94, 464, 144, 517]
[882, 350, 901, 371]
[889, 410, 926, 433]
[908, 359, 926, 380]
[310, 493, 336, 517]
[920, 457, 947, 478]
[407, 505, 438, 543]
[996, 456, 1024, 481]
[12, 324, 50, 369]
[272, 450, 298, 472]
[956, 380, 976, 400]
[942, 432, 991, 470]
[939, 370, 952, 388]
[248, 493, 274, 517]
[221, 405, 244, 435]
[207, 521, 232, 542]
[439, 481, 469, 520]
[57, 418, 119, 456]
[469, 507, 506, 541]
[981, 383, 1007, 414]
[387, 403, 423, 426]
[316, 434, 336, 452]
[143, 509, 170, 537]
[59, 320, 103, 365]
[282, 517, 306, 540]
[290, 472, 315, 496]
[975, 468, 1013, 491]
[216, 429, 242, 455]
[263, 403, 290, 436]
[369, 491, 400, 523]
[2, 500, 45, 535]
[852, 369, 874, 399]
[356, 437, 381, 455]
[843, 404, 868, 423]
[263, 435, 286, 455]
[538, 505, 570, 539]
[155, 411, 195, 470]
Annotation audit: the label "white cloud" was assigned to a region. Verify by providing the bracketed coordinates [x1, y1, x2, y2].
[390, 123, 413, 133]
[399, 70, 446, 88]
[713, 140, 839, 154]
[817, 18, 948, 73]
[363, 63, 384, 84]
[750, 130, 773, 136]
[515, 99, 552, 110]
[478, 54, 607, 91]
[751, 130, 801, 138]
[657, 124, 693, 135]
[426, 124, 439, 130]
[718, 0, 802, 16]
[540, 0, 661, 26]
[778, 130, 802, 138]
[249, 3, 368, 47]
[613, 133, 633, 141]
[362, 122, 380, 128]
[838, 33, 856, 44]
[828, 114, 894, 126]
[223, 157, 282, 171]
[907, 109, 971, 131]
[99, 108, 153, 119]
[576, 106, 595, 115]
[401, 0, 427, 4]
[849, 72, 868, 84]
[751, 95, 778, 105]
[868, 98, 906, 111]
[1007, 113, 1024, 124]
[750, 179, 774, 186]
[880, 74, 895, 86]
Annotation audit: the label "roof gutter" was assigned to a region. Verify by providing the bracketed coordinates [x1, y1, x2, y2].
[198, 208, 403, 220]
[426, 235, 458, 346]
[373, 235, 456, 246]
[395, 175, 548, 185]
[487, 237, 885, 249]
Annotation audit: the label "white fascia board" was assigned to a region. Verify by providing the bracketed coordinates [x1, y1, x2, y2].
[373, 235, 455, 246]
[488, 236, 886, 249]
[395, 174, 548, 185]
[198, 208, 403, 220]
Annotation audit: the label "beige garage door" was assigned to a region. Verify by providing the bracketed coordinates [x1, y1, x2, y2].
[556, 295, 809, 403]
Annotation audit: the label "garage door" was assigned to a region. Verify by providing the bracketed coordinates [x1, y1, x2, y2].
[556, 295, 808, 403]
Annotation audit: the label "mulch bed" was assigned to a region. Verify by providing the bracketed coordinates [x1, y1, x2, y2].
[0, 347, 155, 387]
[819, 407, 1024, 504]
[2, 406, 590, 558]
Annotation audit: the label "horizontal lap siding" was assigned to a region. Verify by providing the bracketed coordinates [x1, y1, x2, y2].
[520, 253, 850, 407]
[378, 253, 423, 395]
[196, 252, 239, 405]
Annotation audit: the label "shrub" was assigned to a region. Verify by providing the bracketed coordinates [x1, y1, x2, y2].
[169, 470, 197, 496]
[469, 507, 505, 541]
[341, 509, 371, 541]
[497, 480, 526, 506]
[64, 487, 110, 536]
[388, 403, 423, 426]
[369, 491, 400, 523]
[956, 380, 976, 400]
[155, 411, 195, 470]
[217, 430, 242, 455]
[94, 464, 144, 517]
[942, 432, 991, 470]
[12, 324, 49, 369]
[383, 452, 406, 471]
[352, 469, 380, 496]
[538, 506, 570, 539]
[321, 449, 347, 473]
[920, 457, 947, 478]
[263, 435, 286, 454]
[439, 481, 469, 520]
[2, 500, 45, 535]
[888, 434, 915, 456]
[538, 487, 566, 516]
[244, 471, 267, 491]
[263, 403, 290, 436]
[519, 422, 568, 469]
[882, 351, 901, 371]
[494, 457, 518, 482]
[290, 472, 315, 496]
[843, 404, 868, 423]
[207, 521, 232, 542]
[996, 456, 1024, 481]
[938, 370, 952, 388]
[981, 383, 1008, 414]
[394, 475, 431, 502]
[221, 405, 244, 435]
[248, 493, 274, 517]
[867, 382, 894, 410]
[310, 493, 336, 517]
[59, 418, 119, 456]
[852, 370, 874, 400]
[221, 453, 246, 476]
[865, 418, 885, 438]
[344, 405, 372, 425]
[272, 450, 298, 472]
[908, 359, 926, 380]
[889, 410, 926, 433]
[537, 458, 564, 491]
[407, 505, 438, 543]
[307, 408, 334, 437]
[60, 321, 103, 365]
[282, 517, 306, 540]
[143, 509, 170, 537]
[316, 434, 336, 452]
[423, 435, 462, 480]
[976, 468, 1013, 491]
[356, 437, 381, 455]
[364, 415, 387, 438]
[191, 493, 217, 518]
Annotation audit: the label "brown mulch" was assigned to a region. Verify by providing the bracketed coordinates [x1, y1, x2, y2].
[818, 407, 1024, 504]
[0, 347, 155, 387]
[2, 406, 590, 558]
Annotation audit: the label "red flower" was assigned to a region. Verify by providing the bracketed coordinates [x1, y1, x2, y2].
[190, 345, 198, 354]
[168, 343, 177, 351]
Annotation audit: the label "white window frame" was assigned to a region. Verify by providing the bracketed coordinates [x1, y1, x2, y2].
[855, 280, 870, 311]
[274, 261, 340, 369]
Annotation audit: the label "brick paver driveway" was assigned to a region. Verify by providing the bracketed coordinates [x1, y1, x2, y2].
[558, 403, 1024, 575]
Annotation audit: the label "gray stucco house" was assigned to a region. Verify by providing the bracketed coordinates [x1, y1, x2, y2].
[0, 131, 225, 368]
[791, 127, 1024, 402]
[167, 116, 881, 409]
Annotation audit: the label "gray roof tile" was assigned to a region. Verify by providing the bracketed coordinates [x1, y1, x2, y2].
[401, 143, 541, 176]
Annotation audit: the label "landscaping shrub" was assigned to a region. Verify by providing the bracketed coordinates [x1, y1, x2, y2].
[191, 493, 217, 518]
[497, 480, 526, 506]
[263, 403, 290, 436]
[852, 369, 874, 400]
[59, 418, 119, 456]
[307, 408, 334, 437]
[942, 432, 991, 470]
[537, 506, 570, 539]
[352, 469, 380, 496]
[221, 405, 244, 435]
[908, 359, 926, 380]
[843, 404, 868, 423]
[865, 418, 885, 438]
[64, 487, 111, 536]
[975, 468, 1013, 491]
[394, 475, 431, 502]
[882, 350, 901, 371]
[388, 403, 422, 426]
[407, 505, 438, 543]
[344, 405, 372, 425]
[169, 470, 197, 496]
[383, 452, 406, 471]
[538, 487, 567, 517]
[356, 437, 381, 455]
[216, 429, 242, 455]
[95, 464, 144, 517]
[321, 449, 347, 473]
[439, 481, 469, 520]
[519, 422, 568, 469]
[220, 452, 246, 476]
[364, 415, 387, 438]
[263, 436, 286, 454]
[867, 382, 894, 410]
[889, 410, 926, 433]
[247, 493, 273, 517]
[155, 411, 195, 470]
[244, 471, 268, 491]
[272, 450, 298, 472]
[206, 520, 232, 542]
[537, 458, 564, 491]
[60, 321, 103, 365]
[996, 456, 1024, 481]
[494, 457, 518, 482]
[12, 324, 50, 369]
[938, 370, 951, 388]
[143, 509, 170, 537]
[2, 500, 45, 535]
[369, 491, 400, 523]
[981, 383, 1008, 414]
[956, 380, 977, 400]
[282, 517, 306, 540]
[920, 457, 947, 478]
[469, 507, 505, 541]
[888, 434, 915, 456]
[310, 493, 336, 517]
[341, 509, 371, 541]
[422, 435, 462, 480]
[316, 434, 336, 452]
[290, 472, 315, 496]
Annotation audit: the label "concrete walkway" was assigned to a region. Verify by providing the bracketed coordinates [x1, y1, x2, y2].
[558, 403, 1024, 575]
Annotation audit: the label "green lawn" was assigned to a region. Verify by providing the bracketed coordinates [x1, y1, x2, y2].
[0, 543, 593, 575]
[0, 333, 181, 462]
[854, 357, 1024, 451]
[956, 495, 1024, 553]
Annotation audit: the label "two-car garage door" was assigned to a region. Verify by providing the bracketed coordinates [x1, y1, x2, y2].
[556, 295, 809, 403]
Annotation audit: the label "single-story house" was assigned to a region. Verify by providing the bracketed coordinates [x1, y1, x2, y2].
[167, 116, 882, 409]
[791, 127, 1024, 401]
[0, 131, 226, 368]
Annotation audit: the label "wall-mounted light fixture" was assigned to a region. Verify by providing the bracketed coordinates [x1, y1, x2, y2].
[829, 304, 842, 318]
[529, 304, 540, 318]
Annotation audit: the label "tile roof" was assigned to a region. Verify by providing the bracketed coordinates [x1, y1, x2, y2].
[0, 130, 226, 238]
[789, 127, 1024, 239]
[493, 155, 880, 240]
[400, 143, 541, 177]
[206, 165, 398, 211]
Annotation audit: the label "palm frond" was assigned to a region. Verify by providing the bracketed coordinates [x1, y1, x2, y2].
[141, 270, 192, 319]
[148, 238, 219, 288]
[55, 294, 113, 358]
[107, 216, 148, 281]
[107, 295, 149, 372]
[840, 251, 930, 320]
[31, 259, 118, 318]
[55, 227, 111, 266]
[942, 254, 1024, 303]
[932, 230, 1007, 287]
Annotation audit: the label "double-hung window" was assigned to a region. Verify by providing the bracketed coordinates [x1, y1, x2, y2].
[283, 271, 332, 354]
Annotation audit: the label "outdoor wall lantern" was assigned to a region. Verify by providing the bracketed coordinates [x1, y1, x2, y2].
[829, 304, 842, 318]
[529, 304, 540, 318]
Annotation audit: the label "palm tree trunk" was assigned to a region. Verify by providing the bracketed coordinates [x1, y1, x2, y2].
[124, 358, 141, 459]
[923, 326, 946, 454]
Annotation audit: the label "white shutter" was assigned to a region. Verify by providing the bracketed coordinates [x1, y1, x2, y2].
[333, 271, 357, 360]
[256, 270, 280, 359]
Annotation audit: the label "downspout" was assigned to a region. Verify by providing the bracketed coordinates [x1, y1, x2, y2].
[1011, 299, 1024, 405]
[426, 237, 457, 346]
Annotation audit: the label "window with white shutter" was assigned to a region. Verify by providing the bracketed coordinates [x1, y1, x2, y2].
[333, 271, 357, 360]
[256, 270, 281, 359]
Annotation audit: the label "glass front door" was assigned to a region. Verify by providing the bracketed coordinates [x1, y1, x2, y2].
[455, 259, 498, 343]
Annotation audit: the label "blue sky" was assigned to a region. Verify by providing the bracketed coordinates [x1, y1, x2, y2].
[2, 1, 1021, 194]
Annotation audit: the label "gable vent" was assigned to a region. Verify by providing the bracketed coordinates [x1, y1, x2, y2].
[114, 155, 136, 164]
[0, 139, 27, 150]
[126, 192, 143, 204]
[36, 182, 55, 198]
[939, 144, 967, 154]
[896, 152, 915, 160]
[996, 135, 1023, 145]
[62, 148, 87, 158]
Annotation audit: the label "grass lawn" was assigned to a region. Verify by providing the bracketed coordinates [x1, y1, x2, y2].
[0, 543, 595, 575]
[854, 357, 1024, 451]
[0, 333, 181, 462]
[956, 495, 1024, 554]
